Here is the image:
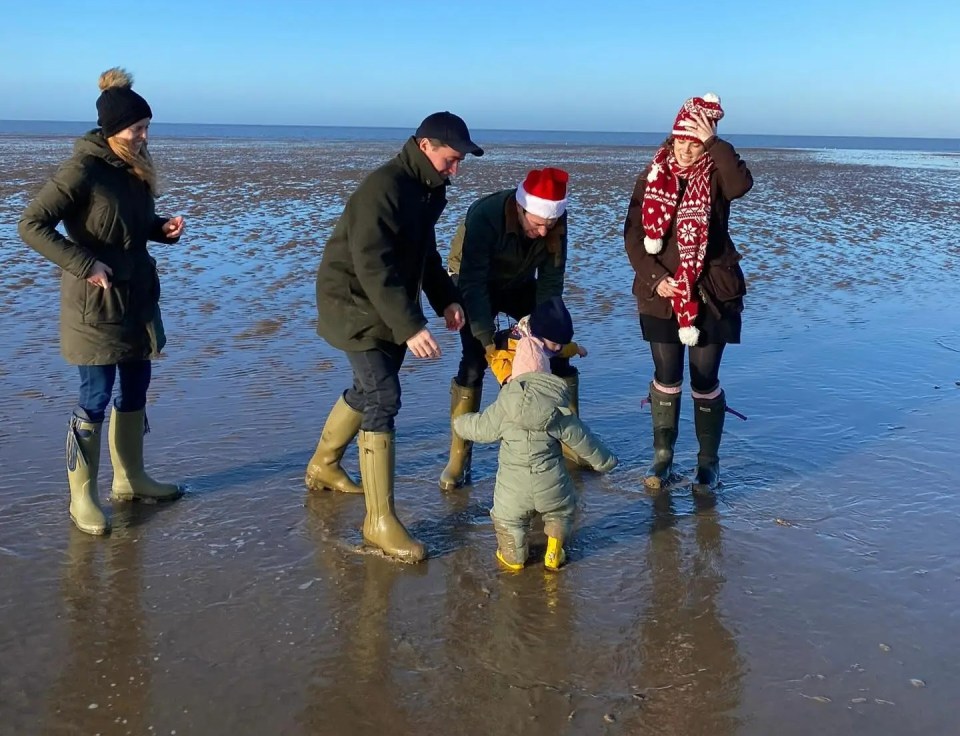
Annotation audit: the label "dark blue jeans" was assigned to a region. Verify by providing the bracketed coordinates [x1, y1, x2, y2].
[343, 344, 407, 432]
[77, 361, 152, 423]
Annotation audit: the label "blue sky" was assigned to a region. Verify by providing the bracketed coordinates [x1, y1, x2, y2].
[1, 0, 955, 137]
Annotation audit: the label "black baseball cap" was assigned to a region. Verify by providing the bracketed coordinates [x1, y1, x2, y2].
[415, 111, 484, 157]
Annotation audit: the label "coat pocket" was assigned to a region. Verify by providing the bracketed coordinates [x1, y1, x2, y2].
[704, 259, 746, 302]
[82, 281, 129, 325]
[146, 304, 167, 356]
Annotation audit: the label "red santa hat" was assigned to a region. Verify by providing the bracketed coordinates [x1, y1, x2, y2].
[516, 167, 569, 220]
[672, 93, 724, 141]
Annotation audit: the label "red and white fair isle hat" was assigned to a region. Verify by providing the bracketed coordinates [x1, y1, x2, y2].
[516, 167, 569, 220]
[671, 93, 724, 141]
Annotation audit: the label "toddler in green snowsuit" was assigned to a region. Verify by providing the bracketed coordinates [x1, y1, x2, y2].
[454, 337, 617, 570]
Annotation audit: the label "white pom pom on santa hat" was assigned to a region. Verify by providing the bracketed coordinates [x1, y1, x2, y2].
[702, 92, 720, 103]
[644, 236, 663, 254]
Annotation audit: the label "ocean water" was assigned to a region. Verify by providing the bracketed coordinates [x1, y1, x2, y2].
[0, 133, 959, 735]
[1, 118, 959, 153]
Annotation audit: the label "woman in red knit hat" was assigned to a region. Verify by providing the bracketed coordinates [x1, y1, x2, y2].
[624, 93, 753, 497]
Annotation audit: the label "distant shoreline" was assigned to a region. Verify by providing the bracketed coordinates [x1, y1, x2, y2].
[1, 120, 957, 153]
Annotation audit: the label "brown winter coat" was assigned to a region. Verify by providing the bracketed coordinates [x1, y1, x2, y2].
[18, 131, 178, 365]
[624, 137, 753, 319]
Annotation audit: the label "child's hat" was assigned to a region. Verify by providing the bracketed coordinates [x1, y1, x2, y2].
[512, 337, 550, 378]
[529, 297, 574, 345]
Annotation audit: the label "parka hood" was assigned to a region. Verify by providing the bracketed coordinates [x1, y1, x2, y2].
[497, 372, 570, 431]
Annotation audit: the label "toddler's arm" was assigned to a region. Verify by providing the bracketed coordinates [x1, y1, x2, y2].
[454, 397, 507, 444]
[555, 414, 618, 472]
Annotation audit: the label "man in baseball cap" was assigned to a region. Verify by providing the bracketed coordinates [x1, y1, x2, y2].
[415, 111, 484, 159]
[308, 111, 483, 562]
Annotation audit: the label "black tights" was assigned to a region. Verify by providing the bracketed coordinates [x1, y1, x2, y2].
[649, 342, 725, 393]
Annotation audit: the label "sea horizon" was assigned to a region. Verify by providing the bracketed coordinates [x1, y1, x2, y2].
[1, 118, 958, 153]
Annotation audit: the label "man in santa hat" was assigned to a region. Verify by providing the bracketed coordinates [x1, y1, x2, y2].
[440, 167, 585, 491]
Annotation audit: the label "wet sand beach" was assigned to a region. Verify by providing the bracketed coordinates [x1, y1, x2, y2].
[1, 135, 959, 735]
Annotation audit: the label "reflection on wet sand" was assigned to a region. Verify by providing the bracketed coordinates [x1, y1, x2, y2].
[624, 497, 743, 734]
[476, 569, 580, 733]
[300, 492, 419, 735]
[43, 511, 151, 735]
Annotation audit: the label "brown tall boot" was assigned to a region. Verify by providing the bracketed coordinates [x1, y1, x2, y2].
[438, 379, 482, 491]
[305, 395, 363, 494]
[358, 430, 426, 563]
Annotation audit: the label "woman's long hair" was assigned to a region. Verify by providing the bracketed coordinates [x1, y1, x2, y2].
[107, 136, 157, 195]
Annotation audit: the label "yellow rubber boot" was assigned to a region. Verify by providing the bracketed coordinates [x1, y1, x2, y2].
[438, 380, 482, 491]
[496, 549, 524, 571]
[544, 536, 566, 571]
[109, 408, 182, 502]
[358, 430, 426, 563]
[67, 413, 109, 535]
[305, 395, 364, 494]
[493, 518, 528, 571]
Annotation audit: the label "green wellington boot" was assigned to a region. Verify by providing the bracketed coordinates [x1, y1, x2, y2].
[358, 430, 426, 563]
[692, 392, 727, 496]
[67, 412, 109, 535]
[438, 379, 482, 491]
[305, 395, 364, 494]
[643, 383, 682, 493]
[560, 369, 592, 468]
[109, 408, 183, 502]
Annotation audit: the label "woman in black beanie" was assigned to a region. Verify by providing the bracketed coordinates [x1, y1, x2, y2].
[18, 68, 186, 536]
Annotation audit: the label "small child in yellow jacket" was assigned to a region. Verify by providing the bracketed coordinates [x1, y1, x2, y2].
[486, 297, 586, 385]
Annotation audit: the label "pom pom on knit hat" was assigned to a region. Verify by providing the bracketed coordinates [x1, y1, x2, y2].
[529, 296, 574, 345]
[671, 93, 724, 142]
[512, 337, 551, 378]
[516, 167, 569, 220]
[96, 67, 153, 138]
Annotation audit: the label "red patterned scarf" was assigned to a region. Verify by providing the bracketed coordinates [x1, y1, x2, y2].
[641, 146, 715, 346]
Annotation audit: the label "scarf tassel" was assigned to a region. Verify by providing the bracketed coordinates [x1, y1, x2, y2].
[644, 236, 663, 254]
[678, 326, 700, 346]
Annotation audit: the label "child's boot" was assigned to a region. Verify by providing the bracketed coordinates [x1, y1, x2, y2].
[544, 536, 566, 571]
[496, 549, 524, 571]
[493, 518, 527, 571]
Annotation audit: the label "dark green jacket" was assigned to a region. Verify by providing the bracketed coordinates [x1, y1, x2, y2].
[316, 137, 460, 351]
[448, 189, 567, 347]
[18, 131, 178, 365]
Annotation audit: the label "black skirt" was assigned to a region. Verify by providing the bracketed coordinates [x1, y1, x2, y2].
[639, 304, 741, 345]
